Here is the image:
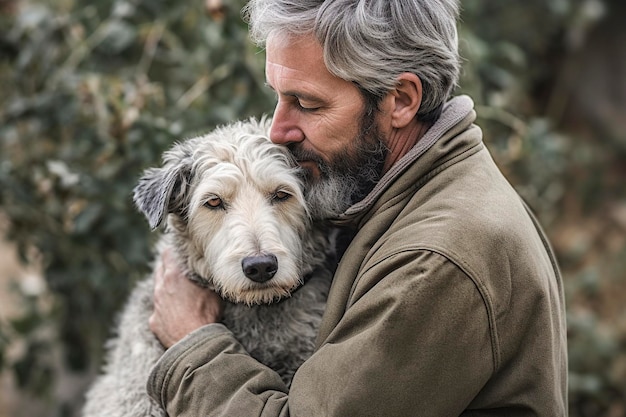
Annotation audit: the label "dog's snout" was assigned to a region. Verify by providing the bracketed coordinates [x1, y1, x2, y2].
[242, 255, 278, 283]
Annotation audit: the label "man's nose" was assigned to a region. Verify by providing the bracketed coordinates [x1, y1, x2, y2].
[270, 103, 305, 145]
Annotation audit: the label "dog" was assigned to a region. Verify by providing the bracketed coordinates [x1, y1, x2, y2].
[81, 118, 335, 417]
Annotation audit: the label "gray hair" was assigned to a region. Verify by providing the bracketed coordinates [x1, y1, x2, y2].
[243, 0, 461, 122]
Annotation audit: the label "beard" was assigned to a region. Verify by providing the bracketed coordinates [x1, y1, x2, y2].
[288, 117, 387, 220]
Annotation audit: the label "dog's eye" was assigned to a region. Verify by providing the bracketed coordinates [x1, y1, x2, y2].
[272, 190, 291, 203]
[204, 197, 224, 210]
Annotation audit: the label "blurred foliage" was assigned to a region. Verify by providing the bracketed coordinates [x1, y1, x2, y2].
[459, 1, 626, 415]
[0, 0, 273, 413]
[0, 0, 624, 416]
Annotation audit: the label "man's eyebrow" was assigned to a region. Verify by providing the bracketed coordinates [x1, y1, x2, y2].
[264, 83, 324, 103]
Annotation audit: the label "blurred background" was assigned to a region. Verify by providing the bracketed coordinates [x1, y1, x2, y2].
[0, 0, 624, 415]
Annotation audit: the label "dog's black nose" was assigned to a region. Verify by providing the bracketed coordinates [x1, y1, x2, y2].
[242, 255, 278, 283]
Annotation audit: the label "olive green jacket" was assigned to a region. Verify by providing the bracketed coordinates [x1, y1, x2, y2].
[147, 96, 568, 416]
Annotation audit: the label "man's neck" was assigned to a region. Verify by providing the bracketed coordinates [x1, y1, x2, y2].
[382, 120, 432, 173]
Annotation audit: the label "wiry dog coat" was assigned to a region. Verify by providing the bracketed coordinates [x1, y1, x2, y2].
[82, 118, 334, 417]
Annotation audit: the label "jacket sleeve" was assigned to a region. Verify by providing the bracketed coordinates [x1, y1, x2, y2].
[147, 324, 291, 416]
[147, 250, 494, 416]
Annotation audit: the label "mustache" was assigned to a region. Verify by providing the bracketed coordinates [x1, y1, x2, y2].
[287, 143, 325, 165]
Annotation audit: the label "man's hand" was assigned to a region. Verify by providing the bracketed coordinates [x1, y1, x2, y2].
[150, 248, 224, 348]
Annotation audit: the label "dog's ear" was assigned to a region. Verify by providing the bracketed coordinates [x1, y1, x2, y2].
[133, 148, 193, 230]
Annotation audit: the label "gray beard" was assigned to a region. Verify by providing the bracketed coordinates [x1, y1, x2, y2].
[288, 124, 387, 220]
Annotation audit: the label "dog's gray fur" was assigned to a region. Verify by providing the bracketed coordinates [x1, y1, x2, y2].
[82, 118, 334, 417]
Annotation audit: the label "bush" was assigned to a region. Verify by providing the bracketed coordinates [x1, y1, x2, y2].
[0, 0, 273, 412]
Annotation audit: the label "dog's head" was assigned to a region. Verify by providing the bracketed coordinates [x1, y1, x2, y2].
[133, 118, 313, 305]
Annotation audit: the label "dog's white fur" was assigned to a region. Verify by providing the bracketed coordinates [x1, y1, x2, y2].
[81, 118, 334, 417]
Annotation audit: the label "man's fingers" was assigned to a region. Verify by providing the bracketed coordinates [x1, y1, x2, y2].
[150, 246, 223, 348]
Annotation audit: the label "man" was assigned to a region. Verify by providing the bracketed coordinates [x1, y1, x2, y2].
[147, 0, 568, 415]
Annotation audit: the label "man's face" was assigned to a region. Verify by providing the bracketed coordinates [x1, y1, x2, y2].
[265, 34, 387, 219]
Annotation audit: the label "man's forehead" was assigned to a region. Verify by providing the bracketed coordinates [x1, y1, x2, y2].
[265, 36, 332, 91]
[266, 33, 325, 69]
[264, 33, 360, 102]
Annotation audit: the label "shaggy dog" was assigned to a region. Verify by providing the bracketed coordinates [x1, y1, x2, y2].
[82, 118, 334, 417]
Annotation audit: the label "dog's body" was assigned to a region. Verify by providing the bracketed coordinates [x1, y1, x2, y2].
[82, 119, 334, 417]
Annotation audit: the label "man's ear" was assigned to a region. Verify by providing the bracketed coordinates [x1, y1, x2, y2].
[389, 73, 423, 128]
